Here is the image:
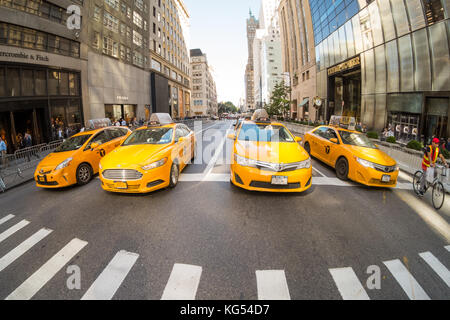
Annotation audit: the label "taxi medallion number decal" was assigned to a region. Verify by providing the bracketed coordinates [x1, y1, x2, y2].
[325, 146, 331, 154]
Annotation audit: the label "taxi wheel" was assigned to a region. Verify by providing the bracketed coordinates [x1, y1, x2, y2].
[76, 163, 92, 186]
[304, 142, 311, 155]
[336, 157, 349, 181]
[169, 162, 179, 188]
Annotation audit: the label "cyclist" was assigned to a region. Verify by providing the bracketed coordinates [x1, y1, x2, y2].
[419, 138, 448, 195]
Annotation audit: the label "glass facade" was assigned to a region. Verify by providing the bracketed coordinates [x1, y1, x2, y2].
[313, 0, 450, 143]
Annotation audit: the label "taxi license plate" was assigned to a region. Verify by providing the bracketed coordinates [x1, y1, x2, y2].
[382, 175, 391, 183]
[114, 182, 128, 189]
[272, 176, 288, 185]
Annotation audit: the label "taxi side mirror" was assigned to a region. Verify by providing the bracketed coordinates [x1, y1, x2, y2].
[90, 142, 99, 150]
[295, 136, 302, 142]
[178, 136, 186, 143]
[330, 138, 338, 144]
[227, 133, 236, 140]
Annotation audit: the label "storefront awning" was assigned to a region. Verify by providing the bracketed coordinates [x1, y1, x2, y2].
[299, 98, 309, 107]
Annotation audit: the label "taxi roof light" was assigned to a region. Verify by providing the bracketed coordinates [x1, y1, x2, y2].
[329, 115, 356, 131]
[87, 118, 112, 130]
[147, 113, 174, 127]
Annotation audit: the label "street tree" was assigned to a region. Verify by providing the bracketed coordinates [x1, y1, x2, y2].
[264, 81, 291, 118]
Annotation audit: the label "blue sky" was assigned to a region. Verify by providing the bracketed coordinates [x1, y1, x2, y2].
[184, 0, 261, 106]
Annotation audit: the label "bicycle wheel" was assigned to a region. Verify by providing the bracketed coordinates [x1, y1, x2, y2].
[413, 171, 424, 196]
[432, 181, 445, 210]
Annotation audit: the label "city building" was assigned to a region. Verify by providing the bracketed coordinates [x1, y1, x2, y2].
[244, 9, 259, 112]
[311, 0, 449, 143]
[253, 0, 284, 109]
[190, 48, 217, 117]
[278, 0, 317, 121]
[148, 0, 191, 119]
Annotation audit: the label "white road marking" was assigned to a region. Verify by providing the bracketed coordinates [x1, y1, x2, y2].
[0, 220, 30, 244]
[81, 250, 139, 300]
[312, 166, 327, 177]
[0, 228, 53, 272]
[5, 238, 88, 300]
[193, 121, 221, 137]
[419, 252, 450, 288]
[202, 124, 233, 181]
[256, 270, 291, 300]
[0, 214, 15, 226]
[383, 259, 430, 300]
[329, 267, 370, 300]
[161, 263, 202, 300]
[446, 245, 450, 252]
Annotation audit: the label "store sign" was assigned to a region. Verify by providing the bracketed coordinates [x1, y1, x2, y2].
[327, 56, 360, 76]
[117, 96, 129, 101]
[0, 50, 49, 62]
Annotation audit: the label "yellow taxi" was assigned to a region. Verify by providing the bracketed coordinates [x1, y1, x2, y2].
[303, 116, 399, 187]
[228, 109, 312, 193]
[35, 124, 131, 188]
[99, 113, 196, 193]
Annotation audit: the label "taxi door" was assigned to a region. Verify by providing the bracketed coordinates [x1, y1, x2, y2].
[106, 128, 129, 151]
[174, 126, 189, 170]
[319, 128, 341, 167]
[83, 129, 111, 173]
[309, 127, 327, 161]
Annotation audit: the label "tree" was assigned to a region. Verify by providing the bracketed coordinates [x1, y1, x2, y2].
[218, 101, 238, 115]
[264, 81, 291, 118]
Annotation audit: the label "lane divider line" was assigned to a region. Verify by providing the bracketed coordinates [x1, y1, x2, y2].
[161, 263, 202, 300]
[256, 270, 291, 300]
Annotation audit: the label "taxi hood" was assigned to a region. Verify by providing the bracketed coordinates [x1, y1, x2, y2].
[101, 144, 172, 167]
[235, 140, 309, 163]
[345, 145, 396, 166]
[38, 151, 77, 168]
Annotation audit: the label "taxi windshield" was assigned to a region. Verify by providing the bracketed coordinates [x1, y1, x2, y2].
[339, 131, 377, 149]
[238, 124, 295, 142]
[122, 128, 173, 146]
[54, 134, 92, 152]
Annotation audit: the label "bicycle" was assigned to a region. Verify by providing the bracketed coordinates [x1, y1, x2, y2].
[413, 164, 447, 210]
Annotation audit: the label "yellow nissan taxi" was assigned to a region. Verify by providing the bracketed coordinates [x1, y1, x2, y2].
[303, 116, 399, 187]
[99, 113, 196, 193]
[228, 109, 312, 193]
[35, 124, 131, 188]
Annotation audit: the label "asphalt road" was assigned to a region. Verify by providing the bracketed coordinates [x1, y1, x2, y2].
[0, 120, 449, 300]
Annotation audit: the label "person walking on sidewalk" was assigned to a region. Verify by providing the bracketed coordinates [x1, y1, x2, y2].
[419, 138, 448, 195]
[0, 135, 7, 167]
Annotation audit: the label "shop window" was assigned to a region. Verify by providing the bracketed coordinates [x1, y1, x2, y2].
[423, 0, 445, 25]
[22, 29, 36, 49]
[68, 99, 82, 132]
[48, 35, 60, 54]
[7, 68, 20, 97]
[8, 25, 22, 46]
[48, 71, 60, 95]
[59, 38, 70, 56]
[35, 70, 46, 96]
[50, 100, 67, 128]
[69, 73, 79, 96]
[59, 72, 69, 96]
[22, 69, 34, 96]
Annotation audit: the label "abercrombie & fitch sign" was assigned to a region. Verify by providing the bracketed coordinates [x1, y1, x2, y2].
[0, 50, 49, 62]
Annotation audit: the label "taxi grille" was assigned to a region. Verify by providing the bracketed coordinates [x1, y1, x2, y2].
[373, 164, 396, 173]
[102, 169, 143, 181]
[249, 181, 301, 189]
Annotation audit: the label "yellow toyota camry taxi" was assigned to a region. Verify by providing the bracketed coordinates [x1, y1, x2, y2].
[99, 113, 196, 193]
[35, 125, 131, 188]
[228, 109, 312, 193]
[303, 116, 399, 187]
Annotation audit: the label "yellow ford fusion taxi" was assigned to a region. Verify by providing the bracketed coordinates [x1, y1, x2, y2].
[99, 113, 196, 193]
[228, 109, 312, 193]
[303, 116, 399, 187]
[35, 124, 131, 188]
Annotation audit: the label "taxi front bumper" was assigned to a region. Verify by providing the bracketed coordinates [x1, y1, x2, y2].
[100, 164, 170, 194]
[231, 163, 312, 193]
[34, 167, 75, 188]
[350, 163, 399, 188]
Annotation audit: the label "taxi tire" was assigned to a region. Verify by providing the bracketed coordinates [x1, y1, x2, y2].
[169, 162, 179, 188]
[76, 163, 93, 186]
[336, 157, 349, 181]
[304, 142, 311, 155]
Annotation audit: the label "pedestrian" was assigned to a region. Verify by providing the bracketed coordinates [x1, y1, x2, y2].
[447, 138, 450, 151]
[24, 130, 33, 162]
[419, 138, 449, 196]
[16, 133, 23, 149]
[114, 119, 121, 126]
[0, 135, 7, 167]
[121, 118, 127, 126]
[361, 124, 367, 134]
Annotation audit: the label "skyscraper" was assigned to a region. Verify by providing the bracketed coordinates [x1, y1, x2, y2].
[244, 9, 259, 112]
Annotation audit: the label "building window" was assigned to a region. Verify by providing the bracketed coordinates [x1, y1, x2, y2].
[104, 11, 119, 33]
[94, 5, 102, 21]
[133, 11, 143, 28]
[423, 0, 445, 25]
[103, 37, 118, 58]
[135, 0, 144, 11]
[104, 0, 119, 11]
[132, 30, 142, 47]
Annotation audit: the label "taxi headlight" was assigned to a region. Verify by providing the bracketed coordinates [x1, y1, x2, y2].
[99, 163, 103, 170]
[234, 154, 258, 168]
[356, 157, 375, 169]
[141, 158, 168, 171]
[296, 158, 311, 169]
[55, 157, 73, 171]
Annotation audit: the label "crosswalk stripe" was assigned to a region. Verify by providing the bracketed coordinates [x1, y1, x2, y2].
[383, 259, 430, 300]
[5, 238, 88, 300]
[329, 267, 370, 300]
[256, 270, 291, 300]
[419, 252, 450, 288]
[0, 214, 15, 226]
[445, 245, 450, 252]
[0, 220, 30, 244]
[0, 228, 53, 272]
[161, 264, 202, 300]
[81, 250, 139, 300]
